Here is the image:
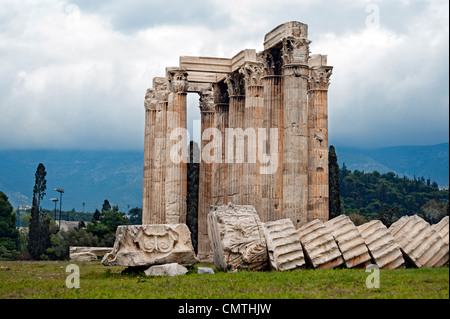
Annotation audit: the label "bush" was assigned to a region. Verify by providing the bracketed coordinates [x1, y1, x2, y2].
[46, 228, 100, 260]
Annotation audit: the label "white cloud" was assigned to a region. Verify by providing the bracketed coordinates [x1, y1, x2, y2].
[0, 0, 448, 150]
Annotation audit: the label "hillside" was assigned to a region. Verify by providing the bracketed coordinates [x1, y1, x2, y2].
[336, 142, 449, 188]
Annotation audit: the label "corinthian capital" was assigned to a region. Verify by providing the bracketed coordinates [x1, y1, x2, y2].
[145, 77, 169, 111]
[281, 36, 311, 65]
[199, 89, 215, 113]
[167, 68, 189, 93]
[239, 61, 264, 86]
[261, 50, 282, 76]
[308, 66, 333, 91]
[224, 72, 245, 97]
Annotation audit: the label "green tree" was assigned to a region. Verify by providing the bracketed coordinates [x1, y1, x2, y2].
[377, 207, 401, 228]
[46, 228, 99, 260]
[33, 163, 47, 213]
[92, 209, 101, 221]
[328, 145, 341, 219]
[127, 207, 142, 225]
[0, 191, 21, 260]
[28, 163, 57, 260]
[102, 200, 111, 213]
[87, 204, 128, 246]
[421, 200, 446, 224]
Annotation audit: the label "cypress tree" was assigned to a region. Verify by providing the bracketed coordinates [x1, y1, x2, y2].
[328, 145, 341, 219]
[28, 163, 54, 260]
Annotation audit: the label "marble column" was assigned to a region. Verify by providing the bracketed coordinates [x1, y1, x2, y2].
[142, 77, 169, 224]
[211, 82, 229, 206]
[197, 89, 215, 261]
[261, 50, 284, 222]
[224, 72, 245, 205]
[281, 36, 311, 228]
[240, 61, 264, 214]
[165, 68, 188, 224]
[307, 55, 333, 222]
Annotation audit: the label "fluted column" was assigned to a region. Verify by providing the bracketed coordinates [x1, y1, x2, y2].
[142, 78, 169, 224]
[224, 73, 245, 205]
[240, 62, 264, 214]
[281, 35, 311, 228]
[197, 89, 215, 261]
[307, 55, 333, 222]
[165, 68, 188, 224]
[211, 82, 229, 206]
[261, 50, 284, 222]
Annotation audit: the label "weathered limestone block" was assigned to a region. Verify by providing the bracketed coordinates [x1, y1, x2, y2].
[262, 219, 306, 271]
[389, 215, 449, 268]
[198, 267, 215, 274]
[357, 220, 405, 269]
[144, 263, 188, 277]
[70, 252, 97, 262]
[69, 246, 112, 261]
[432, 216, 449, 246]
[207, 203, 268, 272]
[324, 215, 372, 268]
[102, 224, 198, 267]
[297, 219, 344, 269]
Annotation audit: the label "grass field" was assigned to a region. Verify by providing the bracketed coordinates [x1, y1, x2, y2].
[0, 261, 448, 299]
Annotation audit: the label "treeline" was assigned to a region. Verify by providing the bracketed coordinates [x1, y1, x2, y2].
[0, 162, 143, 261]
[336, 162, 449, 226]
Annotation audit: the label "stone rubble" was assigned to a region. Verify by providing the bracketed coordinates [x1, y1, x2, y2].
[357, 220, 405, 269]
[207, 203, 269, 272]
[389, 215, 448, 268]
[144, 263, 188, 277]
[298, 219, 344, 269]
[197, 267, 215, 274]
[69, 246, 112, 262]
[262, 218, 306, 271]
[324, 215, 372, 269]
[101, 224, 198, 267]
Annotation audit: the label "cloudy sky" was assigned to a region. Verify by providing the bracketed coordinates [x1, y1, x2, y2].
[0, 0, 448, 151]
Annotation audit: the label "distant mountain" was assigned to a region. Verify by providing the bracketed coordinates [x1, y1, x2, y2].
[335, 142, 449, 188]
[0, 142, 448, 213]
[0, 150, 143, 213]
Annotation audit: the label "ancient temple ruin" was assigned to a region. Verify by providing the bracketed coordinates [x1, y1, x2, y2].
[142, 21, 333, 260]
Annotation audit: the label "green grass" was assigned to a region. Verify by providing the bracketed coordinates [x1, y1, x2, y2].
[0, 261, 448, 299]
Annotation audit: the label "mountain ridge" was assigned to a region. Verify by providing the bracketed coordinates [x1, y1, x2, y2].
[0, 142, 448, 213]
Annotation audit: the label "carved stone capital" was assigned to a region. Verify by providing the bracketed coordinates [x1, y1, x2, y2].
[281, 36, 311, 66]
[212, 82, 229, 105]
[261, 50, 282, 76]
[145, 78, 169, 111]
[167, 68, 189, 93]
[199, 89, 215, 113]
[239, 61, 264, 87]
[144, 88, 155, 111]
[224, 72, 245, 97]
[308, 66, 333, 91]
